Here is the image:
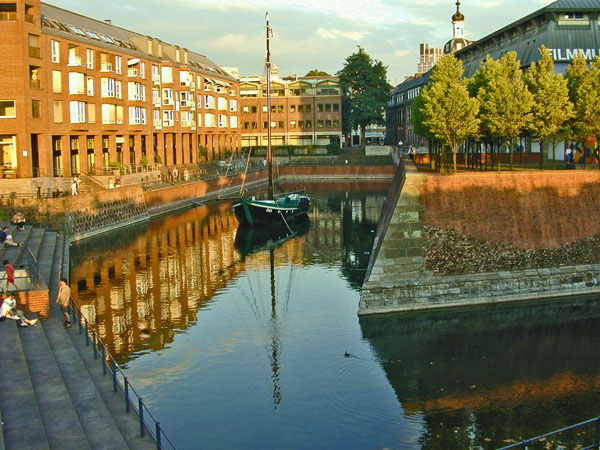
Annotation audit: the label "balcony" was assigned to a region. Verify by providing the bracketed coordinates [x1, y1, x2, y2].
[25, 14, 34, 23]
[100, 62, 113, 72]
[29, 46, 41, 59]
[30, 79, 41, 89]
[0, 11, 16, 21]
[127, 68, 138, 77]
[68, 56, 82, 67]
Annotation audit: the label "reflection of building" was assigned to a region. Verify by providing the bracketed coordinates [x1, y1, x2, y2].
[239, 71, 342, 149]
[0, 0, 240, 180]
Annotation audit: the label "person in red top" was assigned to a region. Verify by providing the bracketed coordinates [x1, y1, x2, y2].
[2, 259, 17, 293]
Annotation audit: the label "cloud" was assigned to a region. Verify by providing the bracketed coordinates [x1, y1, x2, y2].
[317, 28, 369, 41]
[395, 49, 410, 56]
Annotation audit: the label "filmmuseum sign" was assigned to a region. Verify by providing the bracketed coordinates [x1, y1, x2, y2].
[549, 48, 599, 61]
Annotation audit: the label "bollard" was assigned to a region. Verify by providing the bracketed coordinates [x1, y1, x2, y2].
[102, 347, 106, 375]
[139, 397, 145, 437]
[125, 377, 130, 413]
[156, 422, 162, 449]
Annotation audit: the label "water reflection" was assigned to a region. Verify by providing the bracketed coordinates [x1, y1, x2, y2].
[359, 298, 600, 449]
[70, 185, 385, 363]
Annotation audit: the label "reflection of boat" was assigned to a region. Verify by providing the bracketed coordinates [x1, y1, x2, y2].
[232, 14, 310, 228]
[234, 217, 310, 260]
[235, 217, 310, 410]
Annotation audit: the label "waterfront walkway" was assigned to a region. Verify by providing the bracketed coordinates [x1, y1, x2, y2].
[0, 224, 155, 449]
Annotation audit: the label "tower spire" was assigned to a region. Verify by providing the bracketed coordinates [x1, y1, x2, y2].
[452, 1, 465, 23]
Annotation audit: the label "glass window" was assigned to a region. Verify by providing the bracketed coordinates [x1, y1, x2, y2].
[0, 100, 16, 117]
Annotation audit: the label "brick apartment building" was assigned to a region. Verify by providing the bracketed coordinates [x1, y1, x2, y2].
[0, 0, 241, 180]
[239, 71, 342, 149]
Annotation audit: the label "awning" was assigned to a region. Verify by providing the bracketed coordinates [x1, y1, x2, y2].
[214, 79, 231, 87]
[127, 58, 140, 66]
[204, 77, 214, 84]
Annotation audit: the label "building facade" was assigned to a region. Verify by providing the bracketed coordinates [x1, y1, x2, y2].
[387, 0, 600, 151]
[238, 72, 342, 149]
[0, 0, 241, 180]
[417, 43, 443, 75]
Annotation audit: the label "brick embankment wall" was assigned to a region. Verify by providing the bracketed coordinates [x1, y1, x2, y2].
[359, 169, 600, 315]
[19, 289, 51, 319]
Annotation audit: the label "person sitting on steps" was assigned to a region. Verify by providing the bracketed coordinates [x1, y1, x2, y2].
[0, 294, 38, 327]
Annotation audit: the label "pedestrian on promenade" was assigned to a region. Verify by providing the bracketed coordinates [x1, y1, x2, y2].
[71, 177, 78, 196]
[56, 277, 72, 327]
[0, 294, 38, 327]
[2, 259, 18, 293]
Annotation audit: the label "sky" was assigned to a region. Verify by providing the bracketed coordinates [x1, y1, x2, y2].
[48, 0, 551, 85]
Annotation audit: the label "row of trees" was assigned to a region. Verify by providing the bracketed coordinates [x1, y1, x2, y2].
[415, 46, 600, 172]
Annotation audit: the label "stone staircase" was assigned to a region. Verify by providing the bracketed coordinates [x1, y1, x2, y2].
[0, 225, 157, 449]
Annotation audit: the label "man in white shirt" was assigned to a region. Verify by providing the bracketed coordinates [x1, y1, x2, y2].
[0, 295, 38, 327]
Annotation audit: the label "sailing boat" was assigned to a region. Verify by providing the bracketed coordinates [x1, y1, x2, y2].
[232, 14, 311, 228]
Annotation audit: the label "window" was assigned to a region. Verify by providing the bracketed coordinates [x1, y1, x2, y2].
[102, 104, 116, 124]
[88, 104, 95, 123]
[51, 40, 60, 63]
[204, 95, 215, 109]
[115, 56, 122, 75]
[290, 121, 296, 129]
[68, 45, 81, 66]
[86, 49, 94, 69]
[251, 106, 257, 113]
[129, 106, 146, 125]
[161, 66, 173, 84]
[242, 106, 249, 113]
[333, 119, 340, 127]
[128, 82, 145, 101]
[115, 81, 122, 99]
[0, 3, 17, 21]
[218, 114, 227, 128]
[152, 89, 160, 107]
[153, 109, 160, 127]
[181, 111, 190, 127]
[152, 64, 160, 84]
[0, 100, 16, 117]
[325, 104, 332, 112]
[101, 78, 115, 98]
[86, 77, 94, 96]
[230, 116, 238, 128]
[70, 101, 86, 123]
[317, 104, 324, 112]
[290, 105, 296, 113]
[230, 99, 238, 112]
[181, 91, 191, 107]
[305, 105, 312, 113]
[28, 34, 40, 58]
[68, 72, 85, 95]
[162, 110, 174, 127]
[53, 101, 62, 123]
[162, 88, 174, 105]
[204, 113, 216, 127]
[52, 71, 62, 93]
[140, 62, 145, 79]
[333, 103, 340, 112]
[217, 97, 227, 110]
[32, 99, 40, 118]
[278, 121, 284, 128]
[262, 105, 268, 113]
[325, 120, 332, 127]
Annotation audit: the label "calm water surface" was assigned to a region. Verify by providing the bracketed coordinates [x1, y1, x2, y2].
[71, 184, 600, 449]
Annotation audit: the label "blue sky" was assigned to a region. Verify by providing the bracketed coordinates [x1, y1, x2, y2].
[49, 0, 550, 85]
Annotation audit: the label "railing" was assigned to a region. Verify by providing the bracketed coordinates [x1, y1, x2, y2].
[69, 298, 176, 450]
[498, 417, 600, 450]
[0, 245, 40, 288]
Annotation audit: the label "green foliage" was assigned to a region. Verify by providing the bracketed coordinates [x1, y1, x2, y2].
[566, 52, 588, 143]
[337, 47, 390, 149]
[326, 143, 341, 155]
[471, 52, 533, 169]
[140, 154, 149, 165]
[198, 146, 208, 158]
[419, 54, 480, 172]
[305, 69, 331, 77]
[575, 56, 600, 142]
[526, 46, 573, 168]
[411, 93, 435, 141]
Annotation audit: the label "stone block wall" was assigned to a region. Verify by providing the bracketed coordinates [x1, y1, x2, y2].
[359, 169, 600, 315]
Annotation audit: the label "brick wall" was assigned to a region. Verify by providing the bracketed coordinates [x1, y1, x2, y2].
[421, 171, 600, 249]
[18, 288, 50, 319]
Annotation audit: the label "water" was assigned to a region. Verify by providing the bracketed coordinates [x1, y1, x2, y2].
[70, 184, 600, 450]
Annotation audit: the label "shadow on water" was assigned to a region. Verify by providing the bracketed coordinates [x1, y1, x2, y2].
[359, 298, 600, 449]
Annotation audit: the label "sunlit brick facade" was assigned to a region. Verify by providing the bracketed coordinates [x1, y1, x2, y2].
[0, 0, 241, 179]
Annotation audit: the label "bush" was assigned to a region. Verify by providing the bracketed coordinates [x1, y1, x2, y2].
[326, 143, 341, 155]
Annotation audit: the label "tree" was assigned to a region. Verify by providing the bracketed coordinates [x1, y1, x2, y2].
[473, 52, 533, 170]
[418, 54, 480, 172]
[305, 69, 331, 77]
[412, 92, 437, 170]
[575, 56, 600, 164]
[566, 52, 589, 167]
[337, 47, 390, 150]
[526, 46, 573, 170]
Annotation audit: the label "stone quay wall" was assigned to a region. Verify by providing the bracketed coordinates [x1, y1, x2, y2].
[359, 168, 600, 315]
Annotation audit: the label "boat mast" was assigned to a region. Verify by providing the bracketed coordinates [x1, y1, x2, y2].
[266, 13, 274, 200]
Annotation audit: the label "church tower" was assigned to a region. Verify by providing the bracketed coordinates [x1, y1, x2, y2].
[444, 0, 472, 54]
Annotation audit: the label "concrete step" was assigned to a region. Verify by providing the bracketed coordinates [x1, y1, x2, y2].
[0, 320, 49, 450]
[18, 318, 91, 450]
[36, 231, 58, 288]
[45, 231, 131, 450]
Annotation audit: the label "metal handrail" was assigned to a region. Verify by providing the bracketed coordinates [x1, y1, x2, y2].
[498, 416, 600, 450]
[0, 245, 40, 287]
[69, 299, 176, 450]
